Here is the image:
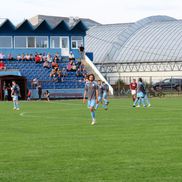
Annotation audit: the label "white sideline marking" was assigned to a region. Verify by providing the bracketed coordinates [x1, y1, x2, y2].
[19, 112, 58, 119]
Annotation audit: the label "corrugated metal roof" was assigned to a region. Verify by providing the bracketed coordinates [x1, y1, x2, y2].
[86, 15, 182, 64]
[85, 23, 132, 63]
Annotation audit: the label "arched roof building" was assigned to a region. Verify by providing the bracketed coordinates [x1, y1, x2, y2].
[86, 16, 182, 83]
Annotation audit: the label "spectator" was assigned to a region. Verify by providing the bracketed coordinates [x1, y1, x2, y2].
[82, 68, 87, 78]
[79, 63, 85, 71]
[43, 60, 50, 69]
[62, 68, 68, 82]
[35, 54, 41, 63]
[27, 89, 31, 101]
[51, 60, 59, 69]
[69, 51, 75, 61]
[17, 54, 22, 61]
[22, 53, 25, 61]
[0, 60, 6, 70]
[30, 54, 34, 60]
[76, 68, 82, 77]
[47, 53, 52, 63]
[54, 53, 60, 61]
[42, 53, 47, 61]
[38, 84, 42, 100]
[72, 63, 77, 71]
[25, 54, 30, 61]
[0, 52, 5, 61]
[67, 60, 73, 71]
[79, 44, 85, 60]
[44, 90, 50, 101]
[32, 78, 38, 88]
[8, 53, 13, 60]
[50, 67, 62, 82]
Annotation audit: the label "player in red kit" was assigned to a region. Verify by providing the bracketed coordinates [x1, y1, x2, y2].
[130, 79, 137, 101]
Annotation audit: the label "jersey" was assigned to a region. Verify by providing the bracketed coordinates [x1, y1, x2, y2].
[12, 84, 20, 96]
[98, 84, 103, 97]
[84, 81, 98, 100]
[102, 83, 109, 93]
[130, 82, 137, 90]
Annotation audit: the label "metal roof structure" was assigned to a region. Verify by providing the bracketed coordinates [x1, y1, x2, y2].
[86, 15, 182, 64]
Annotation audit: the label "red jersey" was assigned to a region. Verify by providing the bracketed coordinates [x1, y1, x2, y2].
[130, 82, 137, 90]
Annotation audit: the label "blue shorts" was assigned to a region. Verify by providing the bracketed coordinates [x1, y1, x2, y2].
[13, 95, 18, 101]
[98, 96, 102, 102]
[137, 92, 144, 98]
[88, 99, 96, 108]
[103, 92, 108, 99]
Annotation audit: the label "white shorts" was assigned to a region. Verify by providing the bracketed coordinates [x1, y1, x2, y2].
[131, 90, 136, 95]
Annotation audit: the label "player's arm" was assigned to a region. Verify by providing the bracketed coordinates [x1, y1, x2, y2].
[83, 90, 87, 104]
[96, 89, 99, 104]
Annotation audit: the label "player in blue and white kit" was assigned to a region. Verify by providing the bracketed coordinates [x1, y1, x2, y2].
[11, 81, 20, 110]
[102, 81, 109, 110]
[133, 78, 146, 107]
[95, 80, 103, 109]
[83, 74, 98, 125]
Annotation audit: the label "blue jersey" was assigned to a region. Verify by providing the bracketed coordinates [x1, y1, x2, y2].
[84, 81, 98, 100]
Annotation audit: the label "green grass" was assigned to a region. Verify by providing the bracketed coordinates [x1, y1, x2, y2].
[0, 98, 182, 182]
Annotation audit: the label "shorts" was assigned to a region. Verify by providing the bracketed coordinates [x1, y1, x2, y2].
[13, 95, 18, 101]
[98, 96, 102, 102]
[131, 90, 136, 95]
[88, 99, 96, 108]
[103, 92, 108, 99]
[137, 92, 144, 98]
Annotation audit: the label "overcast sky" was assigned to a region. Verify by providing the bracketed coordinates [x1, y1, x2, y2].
[1, 0, 182, 25]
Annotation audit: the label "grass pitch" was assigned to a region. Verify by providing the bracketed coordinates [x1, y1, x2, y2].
[0, 98, 182, 182]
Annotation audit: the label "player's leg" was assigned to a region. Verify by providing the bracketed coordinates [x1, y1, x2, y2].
[103, 92, 108, 110]
[145, 94, 151, 107]
[15, 96, 20, 110]
[95, 96, 102, 109]
[12, 96, 16, 109]
[89, 100, 96, 125]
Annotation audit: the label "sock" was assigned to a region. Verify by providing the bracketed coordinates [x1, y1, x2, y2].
[133, 98, 139, 106]
[16, 102, 19, 109]
[95, 103, 99, 109]
[91, 111, 95, 120]
[13, 101, 17, 108]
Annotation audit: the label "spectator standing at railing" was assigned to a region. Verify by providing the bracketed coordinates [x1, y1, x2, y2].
[79, 44, 85, 60]
[32, 78, 39, 89]
[38, 84, 42, 100]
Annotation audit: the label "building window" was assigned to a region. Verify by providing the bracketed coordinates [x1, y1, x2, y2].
[71, 36, 83, 49]
[27, 37, 35, 48]
[50, 36, 60, 48]
[36, 36, 48, 48]
[14, 36, 26, 48]
[0, 36, 12, 48]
